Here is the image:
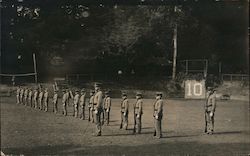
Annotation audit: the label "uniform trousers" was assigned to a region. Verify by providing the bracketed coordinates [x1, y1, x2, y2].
[205, 111, 215, 132]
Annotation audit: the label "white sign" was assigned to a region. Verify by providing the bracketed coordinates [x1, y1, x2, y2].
[185, 80, 206, 99]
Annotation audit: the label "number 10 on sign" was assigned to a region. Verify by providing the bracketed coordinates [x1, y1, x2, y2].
[185, 80, 205, 99]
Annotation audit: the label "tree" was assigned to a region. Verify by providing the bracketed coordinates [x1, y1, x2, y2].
[101, 5, 188, 68]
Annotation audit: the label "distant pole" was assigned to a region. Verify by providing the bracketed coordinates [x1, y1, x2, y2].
[172, 6, 178, 80]
[33, 53, 38, 83]
[185, 60, 188, 75]
[0, 44, 1, 83]
[218, 62, 222, 75]
[172, 24, 177, 80]
[219, 62, 222, 82]
[204, 60, 208, 78]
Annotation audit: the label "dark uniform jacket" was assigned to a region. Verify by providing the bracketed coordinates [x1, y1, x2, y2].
[205, 92, 216, 112]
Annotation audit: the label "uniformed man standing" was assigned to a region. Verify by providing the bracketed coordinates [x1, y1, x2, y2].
[153, 92, 163, 139]
[33, 88, 38, 109]
[103, 91, 111, 125]
[79, 89, 86, 120]
[88, 90, 95, 122]
[43, 88, 49, 112]
[134, 92, 143, 134]
[28, 88, 33, 107]
[53, 90, 58, 114]
[93, 83, 103, 136]
[65, 89, 70, 106]
[120, 92, 129, 130]
[205, 87, 216, 135]
[70, 89, 74, 103]
[73, 90, 80, 118]
[68, 89, 74, 106]
[62, 89, 67, 116]
[16, 86, 21, 104]
[20, 87, 24, 105]
[24, 87, 28, 106]
[38, 88, 44, 110]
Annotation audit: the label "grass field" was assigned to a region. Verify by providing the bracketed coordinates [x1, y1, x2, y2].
[1, 97, 249, 155]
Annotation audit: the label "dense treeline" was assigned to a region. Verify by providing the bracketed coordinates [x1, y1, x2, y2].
[1, 0, 248, 77]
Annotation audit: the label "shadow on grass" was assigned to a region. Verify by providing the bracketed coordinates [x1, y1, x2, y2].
[213, 131, 243, 135]
[2, 142, 250, 156]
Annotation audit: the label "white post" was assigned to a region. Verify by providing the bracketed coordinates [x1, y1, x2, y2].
[33, 53, 38, 83]
[204, 60, 208, 78]
[172, 6, 178, 80]
[185, 60, 188, 75]
[172, 23, 177, 80]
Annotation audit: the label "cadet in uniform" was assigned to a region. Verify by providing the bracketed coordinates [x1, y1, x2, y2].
[79, 89, 86, 120]
[62, 89, 67, 116]
[16, 86, 21, 104]
[93, 83, 103, 136]
[43, 88, 49, 112]
[73, 90, 80, 118]
[153, 92, 163, 139]
[33, 88, 38, 109]
[103, 91, 111, 125]
[65, 89, 69, 106]
[69, 89, 74, 106]
[205, 87, 216, 135]
[53, 90, 58, 114]
[38, 88, 44, 110]
[20, 87, 24, 105]
[24, 87, 28, 106]
[88, 90, 95, 122]
[28, 88, 33, 107]
[120, 92, 129, 130]
[134, 92, 143, 134]
[66, 89, 73, 107]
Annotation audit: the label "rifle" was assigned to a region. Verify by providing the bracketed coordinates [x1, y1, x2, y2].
[133, 101, 137, 133]
[204, 110, 207, 133]
[120, 101, 123, 129]
[54, 81, 58, 91]
[38, 84, 42, 90]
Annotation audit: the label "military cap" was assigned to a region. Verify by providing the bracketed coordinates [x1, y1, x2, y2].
[105, 90, 110, 94]
[62, 89, 66, 92]
[75, 89, 79, 92]
[136, 92, 142, 96]
[122, 92, 127, 96]
[81, 88, 86, 92]
[156, 92, 163, 96]
[207, 87, 213, 91]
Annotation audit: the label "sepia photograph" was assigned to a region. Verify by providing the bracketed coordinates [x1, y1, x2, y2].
[0, 0, 249, 155]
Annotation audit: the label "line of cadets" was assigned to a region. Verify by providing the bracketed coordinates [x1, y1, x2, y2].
[15, 83, 216, 138]
[15, 82, 164, 138]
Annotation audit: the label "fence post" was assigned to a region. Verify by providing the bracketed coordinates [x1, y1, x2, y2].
[185, 60, 188, 75]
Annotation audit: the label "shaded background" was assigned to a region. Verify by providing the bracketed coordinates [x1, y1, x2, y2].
[0, 0, 249, 82]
